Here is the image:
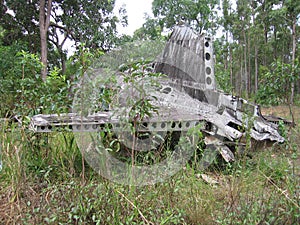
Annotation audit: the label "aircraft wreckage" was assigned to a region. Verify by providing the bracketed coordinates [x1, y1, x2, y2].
[30, 25, 287, 165]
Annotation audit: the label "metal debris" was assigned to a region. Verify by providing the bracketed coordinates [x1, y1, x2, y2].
[30, 25, 286, 164]
[200, 174, 219, 186]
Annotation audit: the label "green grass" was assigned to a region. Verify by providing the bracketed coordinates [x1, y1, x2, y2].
[0, 118, 299, 224]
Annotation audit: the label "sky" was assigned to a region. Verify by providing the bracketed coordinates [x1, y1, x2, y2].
[114, 0, 154, 35]
[63, 0, 153, 54]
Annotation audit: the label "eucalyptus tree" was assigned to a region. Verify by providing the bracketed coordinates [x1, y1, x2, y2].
[216, 0, 235, 92]
[214, 0, 299, 101]
[133, 15, 163, 41]
[261, 0, 300, 102]
[152, 0, 219, 34]
[235, 0, 252, 96]
[284, 0, 300, 102]
[0, 0, 127, 80]
[0, 0, 39, 48]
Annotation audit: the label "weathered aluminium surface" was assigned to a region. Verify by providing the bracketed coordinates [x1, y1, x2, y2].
[30, 25, 286, 163]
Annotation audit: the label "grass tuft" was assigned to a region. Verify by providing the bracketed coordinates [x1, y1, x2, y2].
[0, 106, 299, 224]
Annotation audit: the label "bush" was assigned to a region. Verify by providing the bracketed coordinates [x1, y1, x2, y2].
[0, 49, 71, 118]
[256, 60, 299, 106]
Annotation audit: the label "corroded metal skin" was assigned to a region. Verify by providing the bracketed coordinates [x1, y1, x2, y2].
[153, 25, 284, 144]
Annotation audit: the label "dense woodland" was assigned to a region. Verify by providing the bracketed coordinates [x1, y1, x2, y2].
[0, 0, 299, 118]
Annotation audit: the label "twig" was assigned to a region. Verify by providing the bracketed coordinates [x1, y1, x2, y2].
[259, 170, 299, 208]
[116, 190, 153, 225]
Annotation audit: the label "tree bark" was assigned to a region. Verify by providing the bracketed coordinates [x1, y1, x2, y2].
[250, 1, 258, 94]
[247, 33, 251, 95]
[243, 29, 248, 98]
[253, 8, 258, 94]
[290, 16, 296, 104]
[39, 0, 52, 81]
[254, 41, 258, 94]
[230, 46, 233, 92]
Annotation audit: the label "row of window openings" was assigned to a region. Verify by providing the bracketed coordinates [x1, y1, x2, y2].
[39, 121, 202, 131]
[205, 41, 213, 86]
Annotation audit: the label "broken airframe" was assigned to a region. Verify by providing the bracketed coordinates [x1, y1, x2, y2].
[30, 25, 286, 164]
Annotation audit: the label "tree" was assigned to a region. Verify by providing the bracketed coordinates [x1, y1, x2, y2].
[0, 0, 127, 79]
[233, 0, 251, 97]
[59, 0, 127, 50]
[0, 0, 40, 48]
[284, 0, 300, 103]
[39, 0, 52, 80]
[152, 0, 219, 34]
[217, 0, 236, 93]
[261, 0, 300, 102]
[133, 15, 163, 41]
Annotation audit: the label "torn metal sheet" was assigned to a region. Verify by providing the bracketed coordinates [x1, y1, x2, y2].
[200, 174, 219, 185]
[153, 25, 285, 144]
[30, 25, 286, 165]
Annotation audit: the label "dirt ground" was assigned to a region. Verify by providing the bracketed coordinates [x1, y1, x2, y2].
[261, 105, 300, 174]
[261, 105, 300, 122]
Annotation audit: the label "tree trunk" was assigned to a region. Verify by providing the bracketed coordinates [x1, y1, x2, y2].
[230, 45, 233, 92]
[239, 48, 243, 97]
[251, 2, 258, 94]
[247, 33, 251, 95]
[254, 42, 258, 94]
[290, 16, 296, 104]
[263, 25, 268, 67]
[39, 0, 52, 81]
[243, 29, 248, 98]
[273, 26, 277, 60]
[225, 31, 229, 70]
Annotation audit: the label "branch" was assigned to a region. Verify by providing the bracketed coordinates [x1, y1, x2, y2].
[116, 190, 153, 225]
[49, 22, 77, 41]
[49, 28, 69, 51]
[259, 170, 299, 208]
[60, 34, 69, 48]
[48, 38, 59, 49]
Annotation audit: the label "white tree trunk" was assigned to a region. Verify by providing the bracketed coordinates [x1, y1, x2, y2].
[290, 17, 296, 104]
[39, 0, 52, 81]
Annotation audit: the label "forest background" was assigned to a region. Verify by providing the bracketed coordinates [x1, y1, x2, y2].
[0, 0, 299, 117]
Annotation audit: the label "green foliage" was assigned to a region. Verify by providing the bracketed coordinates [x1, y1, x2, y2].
[256, 60, 299, 105]
[0, 0, 127, 74]
[0, 26, 4, 42]
[215, 64, 233, 93]
[0, 49, 71, 117]
[152, 0, 219, 34]
[214, 38, 234, 93]
[0, 0, 127, 51]
[121, 60, 162, 118]
[1, 122, 299, 224]
[95, 39, 166, 71]
[60, 0, 127, 51]
[0, 0, 38, 46]
[133, 16, 164, 41]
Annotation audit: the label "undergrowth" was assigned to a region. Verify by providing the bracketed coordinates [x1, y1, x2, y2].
[0, 114, 299, 225]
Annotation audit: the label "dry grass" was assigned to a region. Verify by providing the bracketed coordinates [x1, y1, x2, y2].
[261, 105, 300, 121]
[0, 105, 299, 224]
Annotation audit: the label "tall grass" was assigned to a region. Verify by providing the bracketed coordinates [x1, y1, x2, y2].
[0, 114, 299, 224]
